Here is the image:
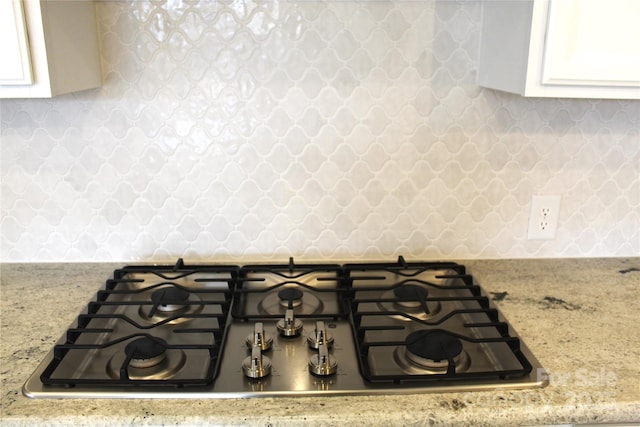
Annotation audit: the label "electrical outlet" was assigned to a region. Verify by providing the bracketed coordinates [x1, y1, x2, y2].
[527, 195, 561, 240]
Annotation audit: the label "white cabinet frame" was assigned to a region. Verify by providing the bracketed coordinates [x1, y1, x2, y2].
[0, 0, 34, 85]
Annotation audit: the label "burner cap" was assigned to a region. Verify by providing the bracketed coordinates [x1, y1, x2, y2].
[378, 285, 441, 320]
[393, 284, 428, 301]
[393, 285, 429, 310]
[151, 287, 190, 312]
[125, 337, 168, 368]
[278, 288, 303, 301]
[405, 330, 463, 362]
[278, 288, 304, 308]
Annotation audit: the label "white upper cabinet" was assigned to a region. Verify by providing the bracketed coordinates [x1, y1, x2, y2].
[0, 0, 101, 98]
[478, 0, 640, 99]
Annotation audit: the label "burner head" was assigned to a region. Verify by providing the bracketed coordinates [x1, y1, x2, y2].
[125, 337, 168, 368]
[108, 336, 187, 380]
[378, 284, 441, 320]
[394, 330, 470, 375]
[258, 288, 323, 315]
[393, 285, 428, 308]
[151, 287, 190, 312]
[140, 287, 203, 324]
[278, 288, 304, 308]
[405, 330, 463, 362]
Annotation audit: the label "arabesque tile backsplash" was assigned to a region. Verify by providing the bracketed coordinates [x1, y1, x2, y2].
[1, 0, 638, 262]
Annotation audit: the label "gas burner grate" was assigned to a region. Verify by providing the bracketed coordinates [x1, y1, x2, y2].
[346, 256, 533, 383]
[231, 257, 350, 320]
[39, 259, 237, 388]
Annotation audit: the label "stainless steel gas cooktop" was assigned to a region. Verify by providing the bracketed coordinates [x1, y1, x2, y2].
[23, 257, 547, 398]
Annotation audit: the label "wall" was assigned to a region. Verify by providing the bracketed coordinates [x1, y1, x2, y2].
[1, 0, 638, 262]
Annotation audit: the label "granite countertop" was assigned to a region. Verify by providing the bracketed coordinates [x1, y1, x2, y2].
[1, 258, 639, 426]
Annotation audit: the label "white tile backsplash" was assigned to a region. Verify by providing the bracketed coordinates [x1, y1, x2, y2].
[1, 0, 638, 262]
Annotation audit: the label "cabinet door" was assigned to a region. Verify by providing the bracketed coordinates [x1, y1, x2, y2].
[542, 0, 640, 87]
[0, 0, 34, 84]
[478, 0, 640, 98]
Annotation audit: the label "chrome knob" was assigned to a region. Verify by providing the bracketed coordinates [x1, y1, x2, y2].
[276, 309, 303, 337]
[246, 322, 272, 351]
[309, 343, 337, 376]
[307, 320, 333, 349]
[242, 345, 271, 379]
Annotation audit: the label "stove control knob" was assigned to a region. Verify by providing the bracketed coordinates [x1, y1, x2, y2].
[309, 343, 337, 376]
[307, 320, 334, 349]
[276, 309, 303, 337]
[243, 345, 272, 379]
[246, 322, 272, 351]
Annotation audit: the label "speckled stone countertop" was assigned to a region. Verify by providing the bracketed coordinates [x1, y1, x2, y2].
[1, 258, 639, 426]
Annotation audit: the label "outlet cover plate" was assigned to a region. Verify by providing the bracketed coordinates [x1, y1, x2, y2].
[527, 195, 561, 240]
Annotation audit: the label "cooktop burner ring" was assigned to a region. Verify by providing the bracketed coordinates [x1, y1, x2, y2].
[277, 288, 304, 308]
[125, 336, 168, 368]
[107, 337, 187, 380]
[377, 285, 442, 321]
[258, 288, 323, 316]
[151, 287, 191, 313]
[406, 330, 463, 361]
[138, 286, 204, 324]
[393, 330, 470, 375]
[393, 346, 470, 375]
